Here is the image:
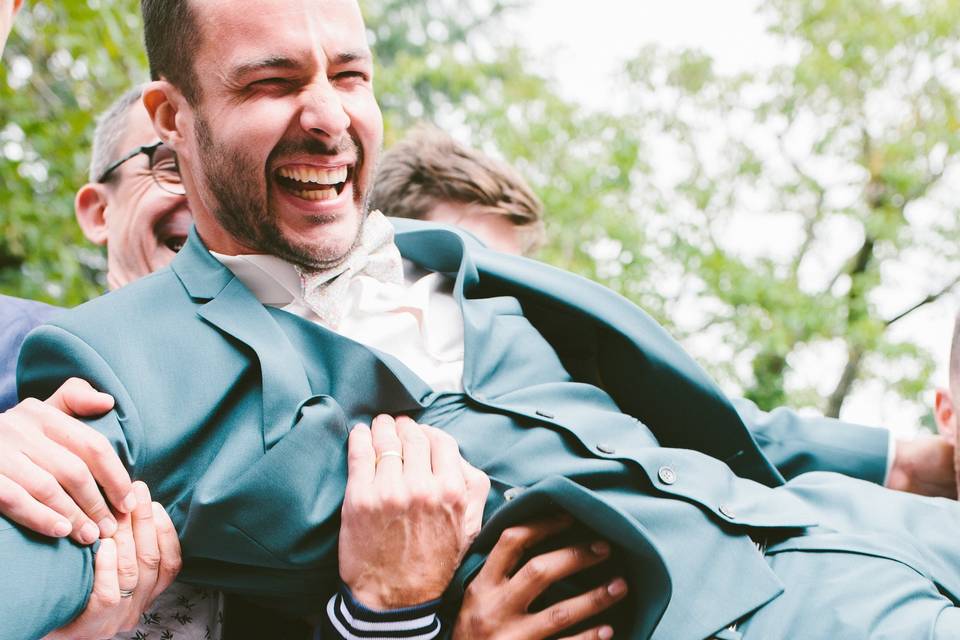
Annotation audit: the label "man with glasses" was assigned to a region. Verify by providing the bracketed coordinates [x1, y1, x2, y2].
[0, 81, 190, 637]
[74, 84, 191, 291]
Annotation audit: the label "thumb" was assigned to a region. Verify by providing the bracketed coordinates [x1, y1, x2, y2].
[44, 378, 115, 418]
[460, 459, 490, 538]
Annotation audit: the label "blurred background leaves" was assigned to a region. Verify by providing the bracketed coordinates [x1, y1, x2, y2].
[2, 0, 959, 423]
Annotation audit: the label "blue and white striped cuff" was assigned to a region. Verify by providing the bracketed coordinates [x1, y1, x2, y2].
[324, 585, 442, 639]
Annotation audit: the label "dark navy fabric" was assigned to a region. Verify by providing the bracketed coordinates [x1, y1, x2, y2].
[0, 295, 58, 411]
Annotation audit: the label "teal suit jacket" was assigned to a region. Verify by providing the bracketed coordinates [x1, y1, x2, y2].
[6, 220, 890, 639]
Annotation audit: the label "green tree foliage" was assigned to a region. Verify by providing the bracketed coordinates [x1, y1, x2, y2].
[0, 0, 146, 304]
[614, 0, 960, 416]
[1, 0, 956, 422]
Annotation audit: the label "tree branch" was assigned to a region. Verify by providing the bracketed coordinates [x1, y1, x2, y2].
[885, 273, 960, 327]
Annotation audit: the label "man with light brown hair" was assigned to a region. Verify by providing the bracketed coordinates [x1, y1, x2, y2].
[370, 125, 546, 256]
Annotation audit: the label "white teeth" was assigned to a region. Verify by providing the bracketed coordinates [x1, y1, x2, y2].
[294, 187, 338, 201]
[278, 165, 348, 185]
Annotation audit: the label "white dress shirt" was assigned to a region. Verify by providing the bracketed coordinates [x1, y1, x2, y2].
[211, 253, 466, 393]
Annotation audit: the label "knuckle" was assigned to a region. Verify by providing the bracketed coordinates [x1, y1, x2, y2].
[117, 564, 139, 582]
[407, 485, 435, 507]
[440, 485, 467, 509]
[84, 431, 114, 460]
[346, 493, 376, 514]
[93, 588, 121, 608]
[523, 558, 549, 583]
[59, 459, 92, 490]
[498, 527, 527, 549]
[162, 554, 183, 576]
[549, 605, 573, 628]
[593, 585, 612, 606]
[381, 490, 410, 512]
[19, 397, 45, 418]
[31, 475, 63, 503]
[139, 550, 162, 571]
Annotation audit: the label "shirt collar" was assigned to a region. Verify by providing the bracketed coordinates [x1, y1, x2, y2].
[210, 252, 302, 306]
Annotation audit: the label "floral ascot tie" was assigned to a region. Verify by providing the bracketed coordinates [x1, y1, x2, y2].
[298, 210, 405, 329]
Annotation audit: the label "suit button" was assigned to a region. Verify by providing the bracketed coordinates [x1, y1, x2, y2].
[719, 504, 736, 519]
[596, 443, 616, 455]
[657, 466, 677, 485]
[504, 487, 524, 501]
[535, 409, 555, 419]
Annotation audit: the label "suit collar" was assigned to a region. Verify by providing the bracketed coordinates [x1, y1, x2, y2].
[170, 226, 235, 300]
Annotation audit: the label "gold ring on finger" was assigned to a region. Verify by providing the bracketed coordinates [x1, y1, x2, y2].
[119, 588, 135, 599]
[376, 450, 403, 465]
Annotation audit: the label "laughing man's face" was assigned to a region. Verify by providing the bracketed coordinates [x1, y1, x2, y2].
[176, 0, 382, 269]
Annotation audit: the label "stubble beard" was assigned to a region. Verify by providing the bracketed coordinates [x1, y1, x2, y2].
[193, 115, 370, 270]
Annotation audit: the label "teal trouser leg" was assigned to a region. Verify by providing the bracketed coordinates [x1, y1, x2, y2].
[738, 472, 960, 639]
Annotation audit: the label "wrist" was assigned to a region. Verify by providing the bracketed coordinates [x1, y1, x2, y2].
[348, 584, 442, 611]
[885, 438, 917, 492]
[326, 585, 442, 640]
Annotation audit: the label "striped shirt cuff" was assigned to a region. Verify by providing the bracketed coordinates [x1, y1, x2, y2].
[323, 584, 442, 639]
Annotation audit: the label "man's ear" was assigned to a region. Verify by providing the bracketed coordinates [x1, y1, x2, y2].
[934, 388, 958, 442]
[74, 183, 110, 246]
[143, 80, 187, 149]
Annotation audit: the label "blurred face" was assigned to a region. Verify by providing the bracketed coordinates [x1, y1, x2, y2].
[76, 103, 192, 290]
[0, 0, 24, 56]
[425, 201, 526, 256]
[172, 0, 382, 269]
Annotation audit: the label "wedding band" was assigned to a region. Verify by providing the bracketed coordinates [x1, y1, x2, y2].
[119, 588, 135, 599]
[376, 450, 403, 464]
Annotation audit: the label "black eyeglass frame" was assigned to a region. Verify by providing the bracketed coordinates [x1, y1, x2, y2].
[96, 140, 185, 195]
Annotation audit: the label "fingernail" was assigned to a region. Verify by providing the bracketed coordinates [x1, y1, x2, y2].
[599, 626, 614, 640]
[134, 482, 151, 505]
[79, 521, 100, 544]
[607, 578, 627, 597]
[52, 520, 72, 537]
[97, 517, 117, 538]
[122, 492, 138, 512]
[591, 541, 610, 556]
[352, 423, 369, 431]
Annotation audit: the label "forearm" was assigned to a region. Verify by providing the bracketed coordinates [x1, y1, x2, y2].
[0, 517, 93, 640]
[733, 397, 889, 483]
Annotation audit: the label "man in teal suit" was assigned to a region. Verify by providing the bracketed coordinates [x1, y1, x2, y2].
[8, 0, 960, 638]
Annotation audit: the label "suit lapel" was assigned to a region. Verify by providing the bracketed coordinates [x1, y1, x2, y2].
[171, 228, 312, 450]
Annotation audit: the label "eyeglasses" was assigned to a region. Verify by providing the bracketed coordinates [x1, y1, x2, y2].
[96, 140, 186, 196]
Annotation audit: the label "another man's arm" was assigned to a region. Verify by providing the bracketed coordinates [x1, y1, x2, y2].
[734, 397, 956, 497]
[0, 324, 143, 637]
[0, 377, 137, 543]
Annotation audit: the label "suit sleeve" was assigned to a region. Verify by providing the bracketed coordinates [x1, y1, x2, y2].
[732, 397, 890, 484]
[4, 323, 140, 637]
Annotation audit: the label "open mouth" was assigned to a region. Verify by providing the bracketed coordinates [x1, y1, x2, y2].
[275, 165, 350, 202]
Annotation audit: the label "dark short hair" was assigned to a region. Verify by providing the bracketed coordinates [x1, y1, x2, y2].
[370, 125, 546, 255]
[141, 0, 202, 103]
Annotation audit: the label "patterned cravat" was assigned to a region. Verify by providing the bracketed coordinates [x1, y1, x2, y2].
[298, 210, 404, 329]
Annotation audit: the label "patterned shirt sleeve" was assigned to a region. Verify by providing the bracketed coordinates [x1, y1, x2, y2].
[318, 584, 442, 639]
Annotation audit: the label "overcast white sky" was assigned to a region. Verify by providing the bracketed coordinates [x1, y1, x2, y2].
[505, 0, 958, 432]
